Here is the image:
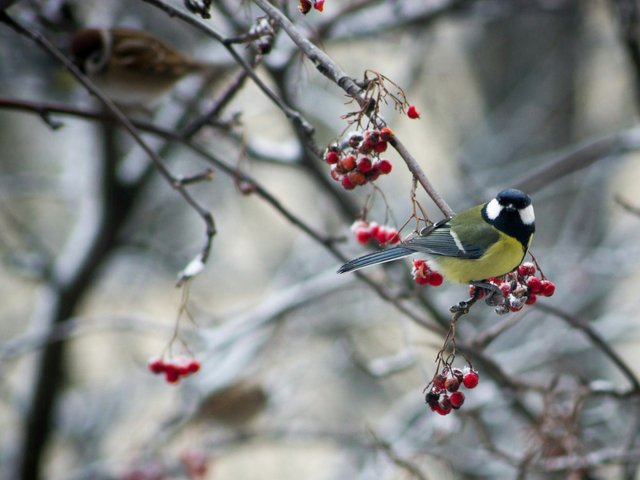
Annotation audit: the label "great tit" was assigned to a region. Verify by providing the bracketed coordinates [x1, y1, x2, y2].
[337, 188, 535, 284]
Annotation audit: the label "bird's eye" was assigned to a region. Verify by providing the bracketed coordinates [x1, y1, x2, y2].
[85, 50, 107, 74]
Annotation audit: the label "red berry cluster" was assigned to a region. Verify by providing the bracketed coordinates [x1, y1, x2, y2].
[148, 356, 201, 384]
[425, 366, 479, 416]
[469, 262, 556, 315]
[325, 128, 394, 190]
[407, 105, 421, 119]
[298, 0, 324, 14]
[412, 259, 443, 286]
[351, 220, 400, 245]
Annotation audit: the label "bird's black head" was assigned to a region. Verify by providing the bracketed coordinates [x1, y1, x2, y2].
[497, 188, 531, 211]
[482, 188, 535, 248]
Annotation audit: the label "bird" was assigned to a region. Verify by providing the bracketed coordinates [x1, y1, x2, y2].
[70, 27, 231, 107]
[338, 188, 535, 285]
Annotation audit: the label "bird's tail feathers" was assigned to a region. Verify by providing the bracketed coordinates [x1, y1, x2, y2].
[337, 246, 414, 274]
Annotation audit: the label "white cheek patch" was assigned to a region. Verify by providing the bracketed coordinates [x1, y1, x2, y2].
[519, 205, 535, 225]
[485, 199, 502, 220]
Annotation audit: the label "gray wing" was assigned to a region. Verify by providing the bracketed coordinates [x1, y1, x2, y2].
[405, 223, 485, 259]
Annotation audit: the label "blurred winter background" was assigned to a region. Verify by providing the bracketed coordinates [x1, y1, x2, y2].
[1, 0, 640, 479]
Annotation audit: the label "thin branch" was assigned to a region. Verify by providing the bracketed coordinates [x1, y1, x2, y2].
[0, 96, 445, 335]
[138, 0, 314, 137]
[615, 194, 640, 216]
[370, 430, 430, 480]
[251, 0, 455, 218]
[536, 303, 640, 394]
[0, 12, 216, 269]
[611, 0, 640, 111]
[512, 125, 640, 194]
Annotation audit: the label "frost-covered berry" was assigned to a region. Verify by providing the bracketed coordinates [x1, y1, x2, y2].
[356, 157, 372, 173]
[325, 150, 340, 164]
[526, 276, 542, 294]
[148, 357, 165, 374]
[462, 370, 479, 389]
[432, 373, 446, 391]
[377, 159, 392, 174]
[540, 280, 556, 297]
[518, 262, 536, 277]
[449, 391, 465, 408]
[445, 376, 460, 392]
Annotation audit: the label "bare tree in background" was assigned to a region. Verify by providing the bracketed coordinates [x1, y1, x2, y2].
[1, 0, 640, 479]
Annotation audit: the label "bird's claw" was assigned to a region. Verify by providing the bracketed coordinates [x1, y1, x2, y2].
[449, 300, 470, 315]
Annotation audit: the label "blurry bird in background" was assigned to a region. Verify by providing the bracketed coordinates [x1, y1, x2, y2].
[70, 27, 233, 107]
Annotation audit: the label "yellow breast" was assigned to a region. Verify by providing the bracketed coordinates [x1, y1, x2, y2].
[432, 233, 526, 283]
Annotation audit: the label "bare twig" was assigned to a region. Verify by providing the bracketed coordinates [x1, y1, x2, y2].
[0, 96, 444, 335]
[512, 125, 640, 194]
[138, 0, 314, 137]
[536, 303, 640, 394]
[0, 12, 216, 271]
[369, 430, 430, 480]
[251, 0, 455, 218]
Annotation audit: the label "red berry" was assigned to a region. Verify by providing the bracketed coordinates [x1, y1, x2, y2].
[375, 227, 389, 244]
[340, 155, 356, 171]
[366, 165, 380, 181]
[541, 280, 556, 297]
[377, 159, 392, 174]
[407, 105, 421, 119]
[363, 133, 378, 150]
[341, 176, 355, 190]
[518, 262, 535, 277]
[462, 371, 479, 389]
[414, 275, 430, 285]
[500, 283, 511, 297]
[329, 167, 340, 181]
[526, 276, 542, 294]
[427, 271, 443, 286]
[379, 127, 394, 141]
[387, 230, 400, 244]
[437, 397, 452, 415]
[374, 141, 387, 153]
[449, 391, 465, 408]
[509, 303, 524, 312]
[325, 150, 340, 164]
[176, 363, 191, 376]
[148, 357, 165, 374]
[298, 0, 312, 13]
[164, 367, 180, 384]
[432, 373, 446, 391]
[356, 157, 372, 173]
[445, 376, 460, 392]
[313, 0, 324, 11]
[348, 170, 367, 186]
[358, 144, 372, 155]
[356, 229, 372, 244]
[413, 259, 425, 268]
[368, 223, 380, 236]
[186, 359, 201, 374]
[525, 293, 537, 305]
